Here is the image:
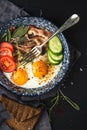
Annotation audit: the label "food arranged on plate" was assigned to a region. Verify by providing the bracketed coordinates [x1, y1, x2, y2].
[0, 25, 64, 88]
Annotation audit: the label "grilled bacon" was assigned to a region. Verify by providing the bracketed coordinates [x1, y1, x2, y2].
[28, 25, 52, 39]
[17, 25, 52, 53]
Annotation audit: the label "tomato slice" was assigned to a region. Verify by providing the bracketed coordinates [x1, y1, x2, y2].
[0, 55, 16, 73]
[0, 47, 13, 57]
[0, 42, 14, 52]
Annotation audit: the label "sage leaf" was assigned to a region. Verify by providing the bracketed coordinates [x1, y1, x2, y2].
[12, 26, 29, 38]
[17, 36, 28, 43]
[10, 36, 28, 44]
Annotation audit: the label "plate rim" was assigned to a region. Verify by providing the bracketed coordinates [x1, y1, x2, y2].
[0, 16, 70, 97]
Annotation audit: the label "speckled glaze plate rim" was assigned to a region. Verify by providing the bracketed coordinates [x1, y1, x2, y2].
[0, 16, 70, 97]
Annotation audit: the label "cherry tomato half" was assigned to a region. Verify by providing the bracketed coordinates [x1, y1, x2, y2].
[0, 55, 16, 73]
[0, 47, 13, 57]
[0, 42, 14, 52]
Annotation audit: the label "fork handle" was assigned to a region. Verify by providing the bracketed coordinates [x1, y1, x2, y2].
[40, 14, 80, 47]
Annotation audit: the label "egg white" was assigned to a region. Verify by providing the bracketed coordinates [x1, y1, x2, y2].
[4, 54, 62, 88]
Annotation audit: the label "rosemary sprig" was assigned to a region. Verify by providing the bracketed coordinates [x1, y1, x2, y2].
[49, 91, 59, 120]
[48, 88, 80, 120]
[59, 89, 80, 110]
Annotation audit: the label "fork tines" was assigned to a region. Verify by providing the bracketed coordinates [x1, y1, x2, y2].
[20, 46, 41, 65]
[20, 52, 35, 65]
[20, 49, 37, 65]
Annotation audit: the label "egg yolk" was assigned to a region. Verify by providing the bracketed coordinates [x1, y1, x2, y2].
[32, 60, 48, 79]
[11, 68, 28, 85]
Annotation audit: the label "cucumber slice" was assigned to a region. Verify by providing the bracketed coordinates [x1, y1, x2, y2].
[49, 49, 63, 61]
[47, 50, 61, 65]
[49, 36, 63, 54]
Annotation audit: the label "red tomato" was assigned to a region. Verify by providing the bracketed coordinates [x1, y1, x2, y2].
[0, 55, 16, 73]
[0, 47, 13, 57]
[0, 42, 14, 52]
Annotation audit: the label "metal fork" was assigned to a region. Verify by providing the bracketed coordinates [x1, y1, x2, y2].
[20, 14, 80, 65]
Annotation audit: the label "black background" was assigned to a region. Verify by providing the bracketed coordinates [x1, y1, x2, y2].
[9, 0, 87, 130]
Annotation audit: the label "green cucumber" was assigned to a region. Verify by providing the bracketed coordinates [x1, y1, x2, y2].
[48, 36, 63, 54]
[49, 49, 63, 61]
[47, 50, 61, 65]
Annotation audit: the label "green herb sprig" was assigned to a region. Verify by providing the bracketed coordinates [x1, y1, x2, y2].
[59, 89, 80, 110]
[12, 26, 29, 38]
[1, 29, 11, 42]
[1, 26, 29, 43]
[49, 88, 80, 120]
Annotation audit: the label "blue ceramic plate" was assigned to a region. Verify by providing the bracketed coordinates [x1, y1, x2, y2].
[0, 16, 70, 97]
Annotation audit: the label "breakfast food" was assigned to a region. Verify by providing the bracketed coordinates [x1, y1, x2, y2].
[0, 95, 44, 130]
[0, 24, 64, 87]
[11, 68, 28, 85]
[32, 60, 48, 79]
[0, 56, 16, 73]
[0, 42, 14, 52]
[0, 42, 16, 72]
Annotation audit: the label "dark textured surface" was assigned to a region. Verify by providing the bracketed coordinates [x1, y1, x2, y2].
[0, 0, 52, 130]
[0, 0, 29, 26]
[1, 0, 87, 130]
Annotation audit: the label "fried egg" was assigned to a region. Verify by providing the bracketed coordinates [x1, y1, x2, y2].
[4, 54, 62, 88]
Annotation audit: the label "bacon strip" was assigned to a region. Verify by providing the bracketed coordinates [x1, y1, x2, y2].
[17, 25, 52, 53]
[28, 25, 52, 39]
